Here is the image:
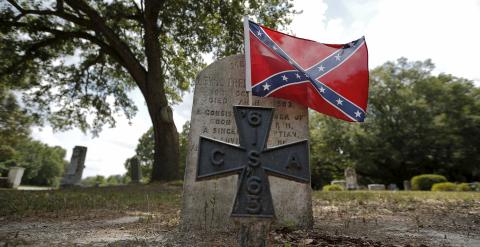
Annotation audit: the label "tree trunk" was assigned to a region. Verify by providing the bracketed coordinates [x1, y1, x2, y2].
[143, 0, 178, 181]
[149, 103, 179, 181]
[144, 74, 179, 181]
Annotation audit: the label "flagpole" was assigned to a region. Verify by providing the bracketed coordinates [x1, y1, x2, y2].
[243, 16, 253, 106]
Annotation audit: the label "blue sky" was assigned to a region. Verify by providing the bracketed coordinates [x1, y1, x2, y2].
[32, 0, 480, 178]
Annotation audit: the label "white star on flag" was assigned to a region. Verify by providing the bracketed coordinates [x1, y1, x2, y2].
[335, 54, 342, 61]
[319, 87, 326, 93]
[282, 75, 288, 81]
[263, 82, 271, 91]
[257, 31, 262, 36]
[336, 98, 343, 105]
[272, 45, 277, 50]
[296, 73, 301, 79]
[354, 110, 362, 118]
[318, 65, 325, 71]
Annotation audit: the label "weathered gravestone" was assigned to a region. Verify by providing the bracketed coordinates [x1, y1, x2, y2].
[368, 184, 386, 190]
[130, 157, 142, 184]
[60, 146, 87, 187]
[403, 180, 411, 191]
[344, 167, 358, 190]
[388, 183, 398, 191]
[7, 167, 25, 189]
[181, 55, 312, 231]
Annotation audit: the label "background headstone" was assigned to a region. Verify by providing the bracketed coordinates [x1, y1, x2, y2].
[368, 184, 386, 190]
[130, 157, 142, 184]
[7, 167, 25, 189]
[403, 180, 411, 191]
[388, 183, 398, 191]
[181, 55, 312, 231]
[344, 167, 358, 190]
[60, 146, 87, 187]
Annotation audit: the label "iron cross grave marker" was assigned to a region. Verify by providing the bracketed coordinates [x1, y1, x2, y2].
[196, 105, 310, 218]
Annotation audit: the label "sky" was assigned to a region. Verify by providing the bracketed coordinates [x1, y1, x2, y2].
[32, 0, 480, 178]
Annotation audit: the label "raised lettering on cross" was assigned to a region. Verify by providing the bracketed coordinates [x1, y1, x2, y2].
[196, 106, 310, 217]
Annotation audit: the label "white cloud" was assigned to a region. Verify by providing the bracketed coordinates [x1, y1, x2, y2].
[292, 0, 480, 83]
[366, 0, 480, 80]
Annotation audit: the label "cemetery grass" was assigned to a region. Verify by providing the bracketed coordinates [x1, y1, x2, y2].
[0, 182, 182, 219]
[1, 186, 479, 246]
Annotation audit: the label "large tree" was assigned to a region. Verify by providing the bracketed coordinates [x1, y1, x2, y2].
[0, 0, 296, 181]
[310, 58, 480, 186]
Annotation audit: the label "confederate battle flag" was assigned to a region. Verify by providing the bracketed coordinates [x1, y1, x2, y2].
[244, 18, 369, 122]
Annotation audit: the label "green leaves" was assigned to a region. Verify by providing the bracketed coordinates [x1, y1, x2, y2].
[310, 58, 480, 186]
[1, 0, 296, 135]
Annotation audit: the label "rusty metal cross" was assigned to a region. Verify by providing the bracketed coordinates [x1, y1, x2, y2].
[196, 106, 310, 218]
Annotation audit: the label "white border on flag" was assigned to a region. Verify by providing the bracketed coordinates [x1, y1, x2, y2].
[243, 16, 252, 92]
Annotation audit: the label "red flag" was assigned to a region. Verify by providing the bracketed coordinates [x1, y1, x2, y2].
[244, 18, 369, 122]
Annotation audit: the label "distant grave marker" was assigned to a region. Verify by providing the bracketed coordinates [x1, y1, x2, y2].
[388, 183, 398, 191]
[344, 167, 358, 190]
[7, 167, 25, 189]
[60, 146, 87, 187]
[130, 157, 142, 184]
[403, 180, 411, 191]
[368, 184, 386, 190]
[181, 55, 312, 231]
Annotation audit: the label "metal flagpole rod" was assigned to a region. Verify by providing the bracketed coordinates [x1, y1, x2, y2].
[243, 16, 253, 106]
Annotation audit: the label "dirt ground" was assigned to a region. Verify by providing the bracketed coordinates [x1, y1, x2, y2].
[1, 191, 479, 247]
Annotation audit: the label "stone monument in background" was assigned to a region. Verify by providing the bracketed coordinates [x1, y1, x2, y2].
[181, 55, 312, 231]
[344, 167, 358, 190]
[130, 157, 142, 184]
[7, 167, 25, 189]
[60, 146, 87, 187]
[403, 180, 411, 190]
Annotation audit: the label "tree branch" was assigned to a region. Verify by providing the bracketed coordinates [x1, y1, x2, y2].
[64, 0, 147, 91]
[57, 0, 64, 12]
[6, 0, 147, 91]
[0, 20, 132, 79]
[1, 35, 67, 77]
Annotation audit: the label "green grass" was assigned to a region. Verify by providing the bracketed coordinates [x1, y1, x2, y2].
[0, 183, 181, 218]
[2, 184, 478, 219]
[313, 191, 479, 213]
[313, 190, 480, 202]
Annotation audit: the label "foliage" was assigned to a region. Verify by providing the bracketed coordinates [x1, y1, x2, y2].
[81, 174, 128, 186]
[0, 0, 297, 181]
[322, 184, 344, 192]
[178, 121, 190, 177]
[131, 128, 154, 179]
[431, 182, 457, 192]
[106, 174, 125, 185]
[0, 86, 66, 186]
[456, 183, 471, 192]
[0, 86, 34, 174]
[411, 174, 447, 191]
[0, 86, 34, 147]
[128, 121, 190, 180]
[309, 111, 356, 189]
[309, 58, 480, 187]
